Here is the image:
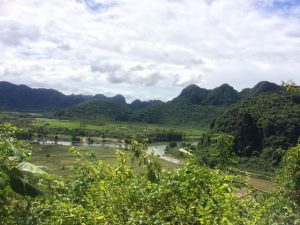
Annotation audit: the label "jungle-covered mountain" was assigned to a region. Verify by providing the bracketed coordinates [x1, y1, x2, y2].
[0, 81, 130, 111]
[0, 81, 89, 111]
[0, 81, 283, 113]
[56, 81, 286, 126]
[0, 81, 286, 125]
[213, 91, 300, 156]
[0, 81, 164, 112]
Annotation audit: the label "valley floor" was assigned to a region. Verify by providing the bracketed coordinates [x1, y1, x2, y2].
[30, 144, 274, 192]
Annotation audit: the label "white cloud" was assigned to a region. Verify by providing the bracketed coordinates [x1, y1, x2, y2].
[0, 0, 300, 102]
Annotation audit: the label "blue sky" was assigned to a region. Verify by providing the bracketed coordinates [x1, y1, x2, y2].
[81, 0, 116, 12]
[0, 0, 299, 102]
[270, 0, 300, 9]
[261, 0, 300, 17]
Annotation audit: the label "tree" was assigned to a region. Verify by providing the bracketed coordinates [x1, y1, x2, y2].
[0, 124, 47, 224]
[276, 143, 300, 204]
[195, 133, 236, 168]
[276, 81, 300, 204]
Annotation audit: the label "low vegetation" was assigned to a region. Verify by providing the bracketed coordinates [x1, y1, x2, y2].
[1, 124, 299, 224]
[29, 118, 206, 141]
[29, 144, 180, 178]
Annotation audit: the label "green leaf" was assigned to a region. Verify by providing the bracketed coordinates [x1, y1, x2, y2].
[10, 176, 45, 197]
[24, 181, 45, 197]
[8, 156, 22, 162]
[9, 176, 26, 196]
[9, 143, 26, 160]
[0, 176, 7, 189]
[10, 167, 24, 178]
[295, 171, 300, 189]
[0, 165, 10, 176]
[17, 162, 48, 175]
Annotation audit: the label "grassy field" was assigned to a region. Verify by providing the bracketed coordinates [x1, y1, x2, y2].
[247, 177, 274, 192]
[32, 118, 207, 139]
[29, 144, 181, 179]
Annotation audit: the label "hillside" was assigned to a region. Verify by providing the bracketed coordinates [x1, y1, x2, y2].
[129, 99, 163, 110]
[0, 81, 90, 111]
[240, 81, 284, 98]
[56, 81, 285, 126]
[131, 101, 224, 126]
[214, 91, 300, 156]
[0, 80, 287, 127]
[174, 83, 240, 106]
[0, 81, 127, 111]
[56, 99, 132, 121]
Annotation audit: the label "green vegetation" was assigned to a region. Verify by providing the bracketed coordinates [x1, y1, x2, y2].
[0, 81, 287, 129]
[53, 81, 286, 127]
[214, 91, 300, 158]
[132, 101, 225, 126]
[0, 81, 127, 112]
[1, 81, 300, 224]
[29, 144, 180, 178]
[276, 142, 300, 205]
[0, 125, 48, 224]
[56, 97, 225, 127]
[174, 83, 240, 106]
[31, 118, 206, 140]
[0, 81, 89, 112]
[165, 142, 186, 158]
[194, 133, 236, 169]
[1, 124, 299, 224]
[56, 99, 132, 122]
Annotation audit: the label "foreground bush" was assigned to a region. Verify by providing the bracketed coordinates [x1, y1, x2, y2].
[29, 154, 298, 225]
[1, 125, 299, 224]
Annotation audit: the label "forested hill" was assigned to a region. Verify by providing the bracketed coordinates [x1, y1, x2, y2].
[173, 83, 240, 105]
[0, 81, 127, 111]
[0, 80, 284, 113]
[56, 81, 286, 126]
[213, 91, 300, 156]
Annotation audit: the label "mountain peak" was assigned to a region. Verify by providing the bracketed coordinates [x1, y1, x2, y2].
[94, 93, 126, 104]
[217, 83, 233, 89]
[130, 99, 162, 110]
[175, 83, 239, 106]
[176, 84, 209, 104]
[111, 94, 126, 104]
[181, 84, 201, 92]
[208, 84, 239, 105]
[241, 81, 283, 97]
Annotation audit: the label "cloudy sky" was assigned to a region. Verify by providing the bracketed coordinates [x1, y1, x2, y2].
[0, 0, 300, 102]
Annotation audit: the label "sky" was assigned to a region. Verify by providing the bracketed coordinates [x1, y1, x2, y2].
[0, 0, 300, 102]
